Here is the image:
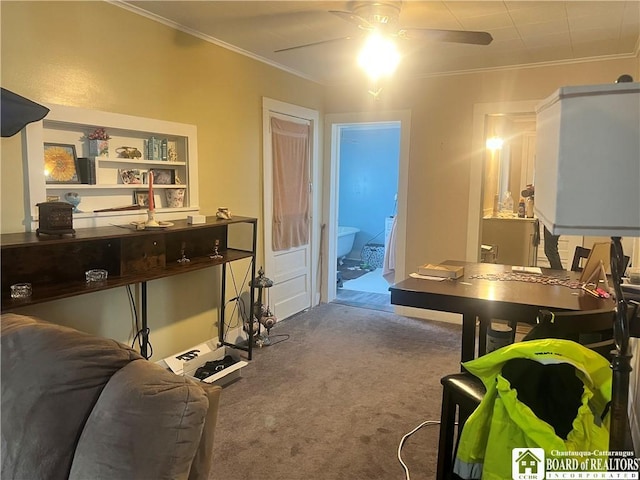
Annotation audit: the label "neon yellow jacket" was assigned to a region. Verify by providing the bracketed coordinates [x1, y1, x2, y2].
[454, 339, 611, 480]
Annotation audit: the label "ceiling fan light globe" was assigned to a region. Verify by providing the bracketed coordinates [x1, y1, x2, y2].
[357, 33, 400, 81]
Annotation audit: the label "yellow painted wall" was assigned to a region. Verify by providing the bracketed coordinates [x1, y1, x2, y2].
[0, 1, 324, 359]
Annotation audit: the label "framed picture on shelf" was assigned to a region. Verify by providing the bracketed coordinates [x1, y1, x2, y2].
[134, 191, 150, 207]
[151, 168, 175, 185]
[119, 169, 143, 184]
[44, 143, 80, 184]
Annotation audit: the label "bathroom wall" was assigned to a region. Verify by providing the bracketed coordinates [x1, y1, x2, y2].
[338, 125, 400, 260]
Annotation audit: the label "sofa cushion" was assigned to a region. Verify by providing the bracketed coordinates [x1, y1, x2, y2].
[1, 313, 141, 480]
[188, 382, 222, 480]
[69, 360, 217, 480]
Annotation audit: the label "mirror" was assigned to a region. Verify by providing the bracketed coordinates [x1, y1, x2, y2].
[481, 113, 536, 217]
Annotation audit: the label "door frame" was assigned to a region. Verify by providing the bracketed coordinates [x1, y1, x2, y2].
[466, 100, 540, 262]
[323, 110, 411, 305]
[262, 97, 321, 311]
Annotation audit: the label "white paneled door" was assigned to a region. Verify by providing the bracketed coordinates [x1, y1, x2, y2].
[262, 98, 319, 321]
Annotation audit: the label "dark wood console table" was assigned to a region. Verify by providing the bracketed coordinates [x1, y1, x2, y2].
[1, 216, 258, 359]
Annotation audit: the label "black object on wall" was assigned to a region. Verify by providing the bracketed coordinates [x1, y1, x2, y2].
[1, 88, 50, 137]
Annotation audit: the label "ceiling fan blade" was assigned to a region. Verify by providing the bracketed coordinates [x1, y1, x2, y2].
[329, 10, 372, 30]
[400, 28, 493, 46]
[274, 36, 352, 53]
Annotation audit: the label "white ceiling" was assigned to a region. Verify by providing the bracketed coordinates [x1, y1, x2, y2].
[119, 1, 640, 85]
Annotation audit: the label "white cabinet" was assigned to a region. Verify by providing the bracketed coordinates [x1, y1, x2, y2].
[481, 217, 538, 266]
[24, 104, 199, 230]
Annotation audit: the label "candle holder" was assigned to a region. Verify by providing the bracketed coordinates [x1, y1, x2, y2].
[145, 208, 160, 227]
[210, 239, 223, 260]
[177, 241, 190, 264]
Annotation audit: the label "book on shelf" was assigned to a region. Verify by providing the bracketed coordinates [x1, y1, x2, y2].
[77, 157, 96, 184]
[161, 139, 168, 161]
[145, 136, 162, 161]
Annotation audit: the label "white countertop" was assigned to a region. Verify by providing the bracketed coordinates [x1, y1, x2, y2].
[483, 214, 537, 221]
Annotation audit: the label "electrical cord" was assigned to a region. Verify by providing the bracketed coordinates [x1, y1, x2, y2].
[397, 420, 441, 480]
[263, 333, 290, 346]
[125, 284, 154, 359]
[222, 295, 246, 342]
[131, 327, 153, 359]
[126, 284, 138, 335]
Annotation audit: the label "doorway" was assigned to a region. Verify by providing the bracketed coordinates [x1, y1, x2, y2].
[334, 123, 400, 311]
[323, 110, 411, 310]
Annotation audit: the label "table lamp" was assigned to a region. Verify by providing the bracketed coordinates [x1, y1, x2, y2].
[534, 77, 640, 451]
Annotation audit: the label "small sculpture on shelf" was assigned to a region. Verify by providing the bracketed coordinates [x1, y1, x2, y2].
[210, 239, 223, 260]
[116, 146, 142, 159]
[216, 207, 232, 220]
[177, 241, 190, 264]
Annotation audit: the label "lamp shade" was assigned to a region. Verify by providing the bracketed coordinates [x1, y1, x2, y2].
[534, 82, 640, 237]
[1, 88, 49, 137]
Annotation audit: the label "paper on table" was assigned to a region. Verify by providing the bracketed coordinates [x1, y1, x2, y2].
[410, 272, 447, 281]
[511, 266, 542, 274]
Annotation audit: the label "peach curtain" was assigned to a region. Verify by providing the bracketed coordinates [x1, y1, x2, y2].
[271, 117, 310, 251]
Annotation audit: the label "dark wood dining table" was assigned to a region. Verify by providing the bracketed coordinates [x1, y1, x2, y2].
[389, 260, 615, 364]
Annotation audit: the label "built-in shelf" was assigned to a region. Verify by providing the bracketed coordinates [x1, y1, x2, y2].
[97, 157, 187, 167]
[24, 104, 199, 230]
[46, 184, 187, 190]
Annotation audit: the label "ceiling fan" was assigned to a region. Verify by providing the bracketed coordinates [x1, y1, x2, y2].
[274, 1, 493, 53]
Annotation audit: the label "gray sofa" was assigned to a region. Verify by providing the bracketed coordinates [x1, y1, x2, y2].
[1, 313, 221, 480]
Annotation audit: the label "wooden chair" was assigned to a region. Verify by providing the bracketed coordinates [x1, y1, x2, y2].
[571, 245, 630, 273]
[435, 307, 617, 480]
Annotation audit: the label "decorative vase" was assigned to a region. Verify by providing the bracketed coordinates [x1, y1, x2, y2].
[64, 192, 82, 213]
[165, 188, 185, 208]
[88, 139, 109, 157]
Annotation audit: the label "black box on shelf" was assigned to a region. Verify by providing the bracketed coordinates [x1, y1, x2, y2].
[77, 157, 96, 184]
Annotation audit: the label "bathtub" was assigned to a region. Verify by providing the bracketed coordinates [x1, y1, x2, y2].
[337, 226, 360, 259]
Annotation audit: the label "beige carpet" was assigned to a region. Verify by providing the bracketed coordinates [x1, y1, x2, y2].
[210, 302, 462, 480]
